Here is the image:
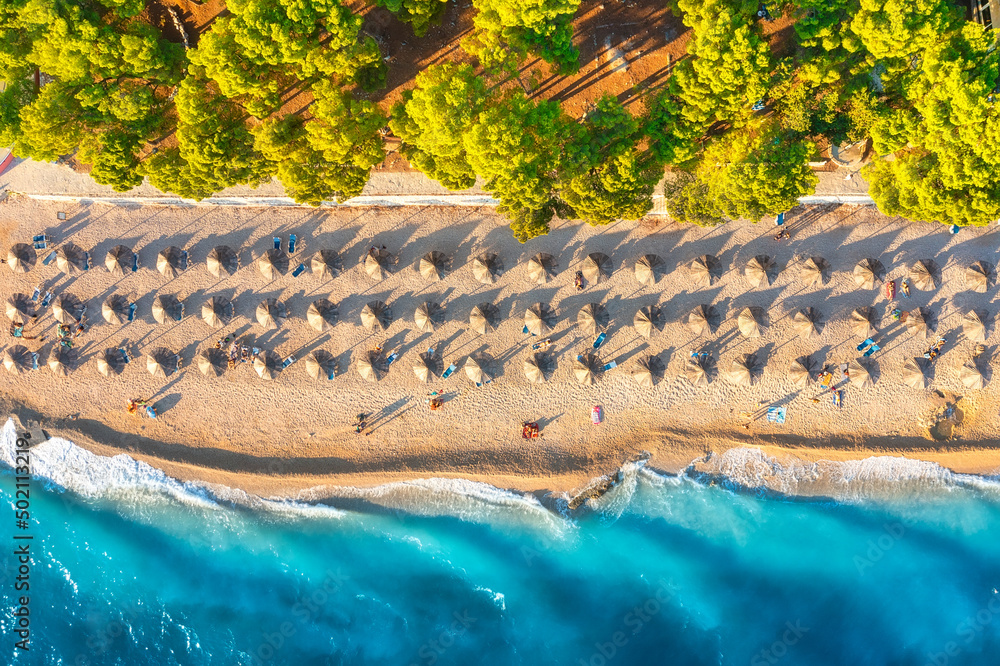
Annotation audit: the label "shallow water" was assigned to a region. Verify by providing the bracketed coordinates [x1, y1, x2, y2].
[2, 420, 999, 666]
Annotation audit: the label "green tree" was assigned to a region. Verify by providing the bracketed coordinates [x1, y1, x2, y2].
[466, 0, 580, 73]
[375, 0, 448, 36]
[673, 0, 771, 126]
[849, 0, 960, 68]
[389, 63, 488, 190]
[464, 92, 580, 241]
[692, 121, 818, 221]
[561, 150, 660, 224]
[141, 74, 270, 200]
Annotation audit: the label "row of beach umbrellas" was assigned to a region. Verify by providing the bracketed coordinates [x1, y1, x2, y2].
[5, 288, 990, 343]
[7, 242, 996, 293]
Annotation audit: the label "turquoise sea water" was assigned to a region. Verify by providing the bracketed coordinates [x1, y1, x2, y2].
[2, 420, 1000, 666]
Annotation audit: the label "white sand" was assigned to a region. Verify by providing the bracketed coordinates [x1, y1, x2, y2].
[2, 195, 999, 496]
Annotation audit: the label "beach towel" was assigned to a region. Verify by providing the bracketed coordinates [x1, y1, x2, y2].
[766, 407, 786, 424]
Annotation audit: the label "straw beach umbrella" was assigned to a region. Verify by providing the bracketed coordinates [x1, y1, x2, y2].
[633, 355, 664, 388]
[414, 302, 445, 332]
[419, 251, 448, 281]
[685, 355, 713, 386]
[634, 254, 663, 286]
[102, 294, 129, 325]
[850, 307, 878, 338]
[960, 362, 985, 389]
[902, 358, 926, 389]
[258, 248, 288, 281]
[146, 349, 177, 378]
[5, 294, 33, 321]
[105, 245, 132, 276]
[207, 246, 238, 278]
[56, 244, 86, 274]
[577, 303, 608, 335]
[788, 356, 817, 388]
[737, 307, 766, 339]
[152, 294, 183, 324]
[255, 298, 286, 330]
[909, 259, 937, 290]
[96, 348, 125, 377]
[526, 253, 556, 284]
[307, 299, 338, 332]
[7, 243, 34, 273]
[573, 353, 602, 386]
[963, 310, 987, 342]
[310, 249, 341, 280]
[201, 296, 232, 328]
[253, 351, 281, 380]
[364, 248, 393, 281]
[523, 354, 549, 384]
[687, 305, 715, 336]
[469, 302, 498, 335]
[3, 346, 32, 374]
[361, 301, 391, 331]
[965, 261, 992, 293]
[848, 358, 872, 388]
[853, 258, 884, 289]
[744, 255, 776, 287]
[727, 353, 757, 387]
[156, 246, 184, 278]
[792, 308, 823, 340]
[634, 305, 662, 338]
[197, 349, 227, 377]
[413, 354, 437, 383]
[688, 254, 720, 287]
[465, 355, 492, 385]
[906, 308, 929, 338]
[53, 293, 84, 324]
[305, 350, 336, 380]
[799, 257, 829, 287]
[356, 352, 380, 382]
[525, 303, 555, 336]
[471, 253, 502, 284]
[582, 253, 611, 283]
[48, 347, 75, 377]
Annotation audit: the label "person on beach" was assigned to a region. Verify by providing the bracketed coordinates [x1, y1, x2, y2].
[574, 271, 584, 290]
[73, 317, 87, 338]
[9, 320, 44, 341]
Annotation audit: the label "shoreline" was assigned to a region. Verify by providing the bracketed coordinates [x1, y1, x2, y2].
[11, 406, 1000, 502]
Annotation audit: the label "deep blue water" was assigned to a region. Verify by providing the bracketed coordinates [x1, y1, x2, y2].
[2, 421, 1000, 666]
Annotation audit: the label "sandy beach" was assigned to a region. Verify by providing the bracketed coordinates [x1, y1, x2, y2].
[2, 195, 1000, 498]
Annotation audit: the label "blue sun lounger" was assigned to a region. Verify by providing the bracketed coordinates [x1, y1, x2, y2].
[441, 363, 457, 379]
[30, 353, 38, 370]
[856, 337, 874, 352]
[127, 303, 137, 322]
[602, 360, 617, 372]
[386, 352, 399, 366]
[291, 263, 306, 277]
[281, 355, 295, 369]
[83, 251, 90, 270]
[288, 234, 297, 254]
[40, 291, 53, 307]
[273, 237, 281, 251]
[593, 332, 607, 349]
[180, 250, 188, 271]
[863, 343, 880, 357]
[30, 286, 40, 303]
[131, 254, 139, 272]
[119, 348, 132, 364]
[42, 251, 56, 266]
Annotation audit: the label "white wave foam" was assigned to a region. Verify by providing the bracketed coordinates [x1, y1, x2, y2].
[687, 446, 1000, 502]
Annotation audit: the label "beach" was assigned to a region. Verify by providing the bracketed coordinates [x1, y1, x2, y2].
[2, 195, 1000, 498]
